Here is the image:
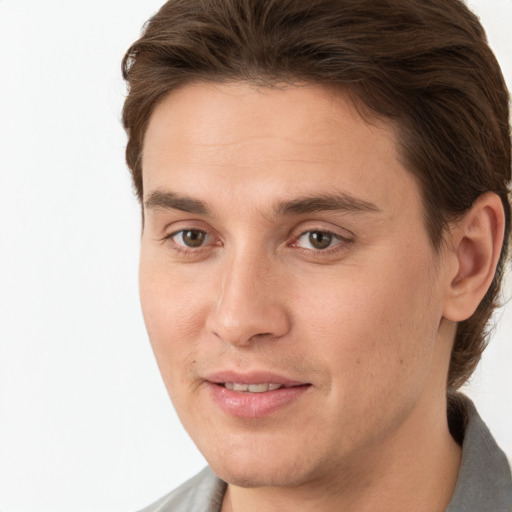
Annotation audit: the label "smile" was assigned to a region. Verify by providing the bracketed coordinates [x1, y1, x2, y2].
[206, 375, 312, 417]
[223, 382, 283, 392]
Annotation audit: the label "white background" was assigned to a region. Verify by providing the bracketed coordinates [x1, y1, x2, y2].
[0, 1, 510, 511]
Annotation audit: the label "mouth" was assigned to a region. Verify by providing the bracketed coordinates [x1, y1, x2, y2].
[206, 371, 310, 391]
[205, 373, 312, 417]
[222, 382, 298, 393]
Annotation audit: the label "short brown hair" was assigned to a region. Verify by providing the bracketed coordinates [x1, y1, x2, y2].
[122, 0, 511, 390]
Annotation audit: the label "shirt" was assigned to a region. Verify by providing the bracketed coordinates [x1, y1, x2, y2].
[139, 394, 512, 512]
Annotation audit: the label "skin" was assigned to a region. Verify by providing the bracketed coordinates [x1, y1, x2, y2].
[138, 82, 492, 512]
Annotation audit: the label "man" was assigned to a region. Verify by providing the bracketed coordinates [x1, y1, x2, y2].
[122, 0, 511, 510]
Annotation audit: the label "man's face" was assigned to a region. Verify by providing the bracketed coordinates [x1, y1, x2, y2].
[139, 82, 454, 488]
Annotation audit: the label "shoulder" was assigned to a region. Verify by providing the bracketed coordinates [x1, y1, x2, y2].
[137, 467, 226, 512]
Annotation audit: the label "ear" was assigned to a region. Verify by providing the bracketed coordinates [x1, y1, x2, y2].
[443, 192, 506, 322]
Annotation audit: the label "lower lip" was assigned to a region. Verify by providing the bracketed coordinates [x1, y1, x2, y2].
[206, 383, 311, 418]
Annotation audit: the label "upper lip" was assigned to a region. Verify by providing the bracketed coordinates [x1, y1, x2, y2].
[205, 370, 310, 387]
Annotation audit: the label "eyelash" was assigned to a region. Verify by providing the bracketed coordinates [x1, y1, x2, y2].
[162, 227, 353, 257]
[163, 229, 219, 256]
[290, 230, 352, 256]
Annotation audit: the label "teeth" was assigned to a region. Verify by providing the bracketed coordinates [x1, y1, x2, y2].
[224, 383, 282, 393]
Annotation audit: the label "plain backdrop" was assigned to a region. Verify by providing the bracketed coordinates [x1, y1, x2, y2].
[0, 1, 511, 511]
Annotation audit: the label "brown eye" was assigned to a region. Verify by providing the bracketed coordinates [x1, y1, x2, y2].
[172, 229, 208, 248]
[293, 229, 350, 253]
[308, 231, 333, 249]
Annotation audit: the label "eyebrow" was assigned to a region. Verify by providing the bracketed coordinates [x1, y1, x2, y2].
[144, 189, 381, 218]
[144, 190, 211, 216]
[273, 192, 381, 216]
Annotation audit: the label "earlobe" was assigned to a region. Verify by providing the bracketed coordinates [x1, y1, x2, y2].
[443, 192, 505, 322]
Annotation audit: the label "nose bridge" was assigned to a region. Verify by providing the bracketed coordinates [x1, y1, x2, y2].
[207, 244, 289, 345]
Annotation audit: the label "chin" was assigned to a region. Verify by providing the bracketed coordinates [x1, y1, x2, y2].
[204, 441, 323, 489]
[211, 461, 309, 488]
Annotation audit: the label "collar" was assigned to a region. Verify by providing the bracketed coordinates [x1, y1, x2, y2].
[446, 393, 512, 511]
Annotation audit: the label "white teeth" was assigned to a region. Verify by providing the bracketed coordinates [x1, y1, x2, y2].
[224, 383, 282, 393]
[264, 383, 282, 391]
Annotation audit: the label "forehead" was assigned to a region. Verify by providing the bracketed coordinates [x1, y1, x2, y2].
[142, 81, 421, 219]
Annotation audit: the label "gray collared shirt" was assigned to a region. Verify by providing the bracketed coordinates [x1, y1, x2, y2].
[139, 395, 512, 512]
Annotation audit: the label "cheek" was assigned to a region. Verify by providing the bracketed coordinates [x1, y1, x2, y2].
[138, 252, 210, 379]
[297, 252, 442, 390]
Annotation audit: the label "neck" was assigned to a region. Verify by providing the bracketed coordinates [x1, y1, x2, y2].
[222, 392, 461, 512]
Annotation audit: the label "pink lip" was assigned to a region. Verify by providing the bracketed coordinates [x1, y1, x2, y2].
[206, 371, 307, 387]
[204, 371, 311, 418]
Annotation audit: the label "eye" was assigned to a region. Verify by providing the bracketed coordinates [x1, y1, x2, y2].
[170, 229, 209, 248]
[295, 230, 345, 250]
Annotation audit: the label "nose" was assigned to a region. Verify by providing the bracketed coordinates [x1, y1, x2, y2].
[205, 250, 291, 346]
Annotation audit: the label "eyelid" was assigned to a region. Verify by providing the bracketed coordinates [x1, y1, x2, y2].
[160, 221, 222, 256]
[166, 227, 219, 242]
[287, 224, 355, 257]
[160, 218, 215, 240]
[168, 228, 209, 247]
[293, 230, 349, 246]
[290, 221, 354, 241]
